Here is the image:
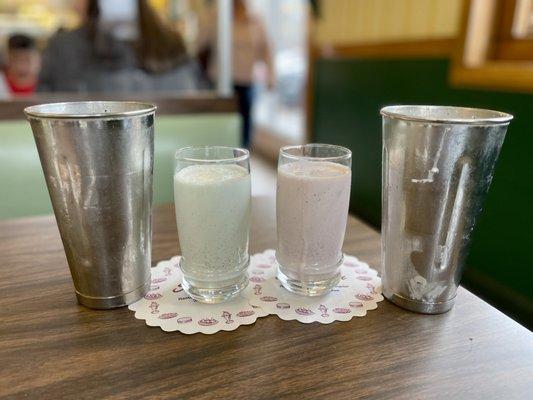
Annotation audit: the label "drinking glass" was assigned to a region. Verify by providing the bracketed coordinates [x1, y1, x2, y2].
[174, 146, 251, 303]
[276, 144, 352, 296]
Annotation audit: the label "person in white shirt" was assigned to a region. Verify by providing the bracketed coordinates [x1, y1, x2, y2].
[199, 0, 274, 148]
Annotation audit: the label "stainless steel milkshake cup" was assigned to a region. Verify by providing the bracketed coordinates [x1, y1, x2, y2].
[25, 101, 156, 309]
[380, 105, 512, 314]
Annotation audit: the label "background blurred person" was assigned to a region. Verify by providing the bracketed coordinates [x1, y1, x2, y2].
[199, 0, 274, 148]
[0, 34, 41, 98]
[38, 0, 205, 93]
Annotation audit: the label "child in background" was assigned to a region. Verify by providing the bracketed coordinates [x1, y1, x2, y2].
[0, 34, 41, 97]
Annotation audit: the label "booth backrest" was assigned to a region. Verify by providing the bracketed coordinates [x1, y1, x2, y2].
[311, 57, 533, 327]
[0, 96, 240, 219]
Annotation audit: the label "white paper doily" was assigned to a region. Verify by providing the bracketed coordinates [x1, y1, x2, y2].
[129, 250, 383, 333]
[243, 249, 384, 323]
[128, 256, 267, 334]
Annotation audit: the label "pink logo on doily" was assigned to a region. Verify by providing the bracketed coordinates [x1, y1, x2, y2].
[159, 312, 178, 319]
[260, 296, 278, 302]
[333, 307, 351, 314]
[177, 317, 192, 324]
[163, 267, 172, 276]
[144, 293, 162, 300]
[355, 293, 374, 301]
[149, 301, 159, 314]
[151, 278, 167, 284]
[249, 276, 266, 283]
[367, 283, 377, 294]
[276, 303, 290, 309]
[357, 276, 373, 281]
[257, 264, 271, 269]
[354, 268, 368, 274]
[237, 310, 255, 317]
[344, 260, 357, 267]
[318, 305, 329, 317]
[150, 285, 160, 291]
[295, 307, 314, 316]
[253, 284, 262, 295]
[222, 311, 234, 324]
[198, 318, 218, 326]
[349, 301, 364, 308]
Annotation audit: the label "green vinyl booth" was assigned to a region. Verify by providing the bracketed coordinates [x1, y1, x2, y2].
[310, 57, 533, 328]
[0, 96, 240, 220]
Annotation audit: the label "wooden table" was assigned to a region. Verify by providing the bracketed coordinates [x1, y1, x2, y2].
[1, 197, 532, 399]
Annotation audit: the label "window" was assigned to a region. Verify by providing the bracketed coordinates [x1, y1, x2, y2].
[451, 0, 533, 91]
[494, 0, 533, 60]
[508, 0, 533, 38]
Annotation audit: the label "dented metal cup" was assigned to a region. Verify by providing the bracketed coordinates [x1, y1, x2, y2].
[380, 105, 512, 314]
[25, 101, 156, 309]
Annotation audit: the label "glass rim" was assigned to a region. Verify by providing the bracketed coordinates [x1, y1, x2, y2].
[280, 143, 352, 162]
[175, 145, 249, 163]
[380, 105, 513, 125]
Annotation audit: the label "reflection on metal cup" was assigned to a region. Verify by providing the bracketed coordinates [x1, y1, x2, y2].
[25, 101, 156, 309]
[380, 105, 512, 314]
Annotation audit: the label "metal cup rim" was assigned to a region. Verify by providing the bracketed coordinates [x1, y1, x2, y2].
[380, 105, 513, 125]
[24, 101, 157, 120]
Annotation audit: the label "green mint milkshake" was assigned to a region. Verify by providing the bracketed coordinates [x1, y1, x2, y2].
[174, 157, 251, 303]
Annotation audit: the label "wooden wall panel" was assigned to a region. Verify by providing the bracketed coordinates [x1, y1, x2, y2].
[314, 0, 463, 45]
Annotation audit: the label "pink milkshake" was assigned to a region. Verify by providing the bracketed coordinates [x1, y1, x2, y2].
[276, 144, 352, 296]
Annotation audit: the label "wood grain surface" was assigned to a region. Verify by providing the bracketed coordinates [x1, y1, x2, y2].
[1, 192, 532, 399]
